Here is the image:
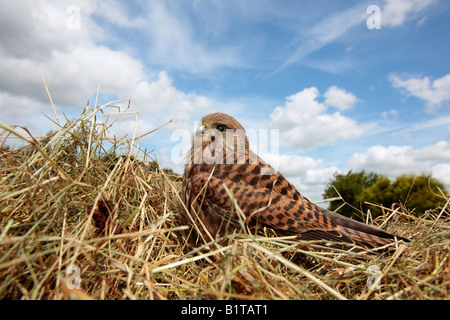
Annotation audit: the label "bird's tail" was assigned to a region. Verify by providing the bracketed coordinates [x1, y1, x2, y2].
[301, 208, 408, 248]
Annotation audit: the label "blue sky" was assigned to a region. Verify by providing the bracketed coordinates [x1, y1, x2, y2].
[1, 0, 449, 201]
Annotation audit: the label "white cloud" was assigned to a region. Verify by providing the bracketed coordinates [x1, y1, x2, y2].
[389, 73, 450, 111]
[302, 166, 341, 201]
[269, 87, 376, 150]
[324, 86, 360, 111]
[270, 87, 324, 128]
[431, 163, 450, 188]
[418, 141, 450, 161]
[0, 1, 146, 107]
[0, 1, 213, 145]
[346, 141, 450, 187]
[131, 70, 212, 120]
[348, 145, 419, 174]
[382, 0, 435, 28]
[262, 153, 322, 177]
[0, 92, 55, 145]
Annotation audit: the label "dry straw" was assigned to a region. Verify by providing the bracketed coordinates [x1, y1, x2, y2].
[0, 91, 449, 300]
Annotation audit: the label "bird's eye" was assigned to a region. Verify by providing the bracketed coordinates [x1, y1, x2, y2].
[216, 125, 225, 132]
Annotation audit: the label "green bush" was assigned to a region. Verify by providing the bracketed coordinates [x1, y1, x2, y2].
[323, 170, 380, 219]
[324, 171, 447, 220]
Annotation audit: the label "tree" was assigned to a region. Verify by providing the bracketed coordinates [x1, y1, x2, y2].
[323, 170, 380, 219]
[324, 170, 448, 220]
[362, 173, 448, 217]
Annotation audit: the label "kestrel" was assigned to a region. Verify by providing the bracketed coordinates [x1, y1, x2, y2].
[182, 112, 406, 248]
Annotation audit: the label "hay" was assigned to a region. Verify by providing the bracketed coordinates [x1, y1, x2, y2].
[0, 101, 449, 300]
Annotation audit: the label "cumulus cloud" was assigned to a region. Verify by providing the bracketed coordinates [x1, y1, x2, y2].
[324, 86, 360, 111]
[0, 0, 212, 142]
[431, 163, 450, 188]
[269, 87, 375, 150]
[260, 153, 322, 177]
[346, 141, 450, 187]
[0, 92, 55, 145]
[389, 73, 450, 112]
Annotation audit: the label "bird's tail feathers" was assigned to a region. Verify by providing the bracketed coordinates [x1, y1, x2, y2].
[302, 209, 408, 248]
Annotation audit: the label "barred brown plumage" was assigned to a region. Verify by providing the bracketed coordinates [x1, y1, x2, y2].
[182, 112, 408, 248]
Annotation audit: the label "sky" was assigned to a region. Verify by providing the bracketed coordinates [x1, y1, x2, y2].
[1, 0, 450, 202]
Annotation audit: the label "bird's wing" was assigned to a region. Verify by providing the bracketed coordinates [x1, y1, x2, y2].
[196, 170, 399, 247]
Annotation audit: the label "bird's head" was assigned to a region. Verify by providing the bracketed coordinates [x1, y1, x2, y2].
[197, 112, 246, 135]
[191, 112, 249, 164]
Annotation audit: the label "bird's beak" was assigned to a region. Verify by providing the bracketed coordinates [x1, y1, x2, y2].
[196, 125, 206, 136]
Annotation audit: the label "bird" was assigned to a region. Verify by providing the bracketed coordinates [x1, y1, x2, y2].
[181, 112, 407, 248]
